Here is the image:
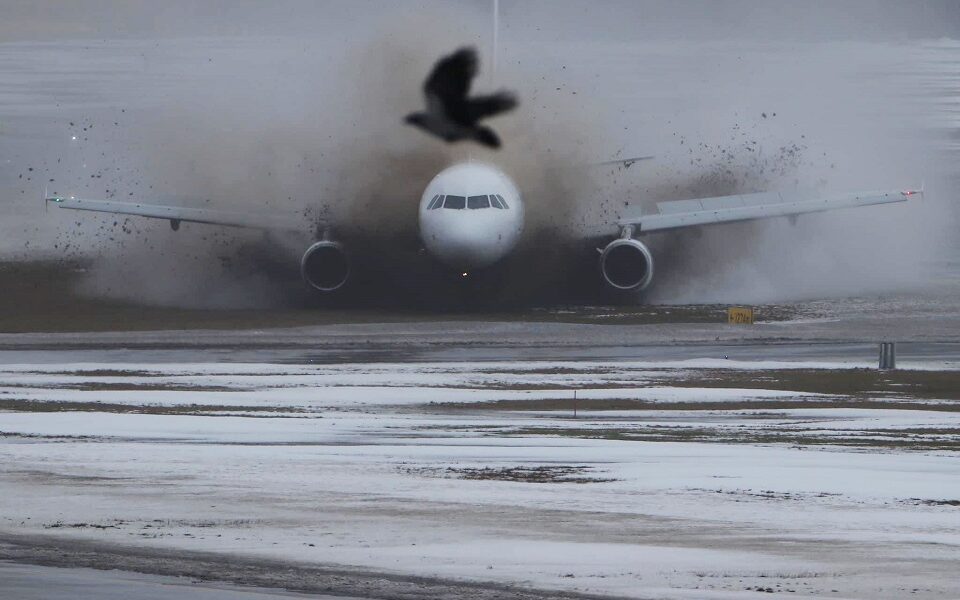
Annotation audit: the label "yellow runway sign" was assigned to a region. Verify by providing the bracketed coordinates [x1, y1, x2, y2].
[727, 307, 754, 324]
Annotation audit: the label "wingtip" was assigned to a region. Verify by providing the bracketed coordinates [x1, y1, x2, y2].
[901, 179, 924, 198]
[901, 187, 923, 198]
[450, 46, 479, 67]
[42, 185, 51, 212]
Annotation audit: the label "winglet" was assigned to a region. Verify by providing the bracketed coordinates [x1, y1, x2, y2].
[901, 181, 924, 199]
[43, 187, 70, 213]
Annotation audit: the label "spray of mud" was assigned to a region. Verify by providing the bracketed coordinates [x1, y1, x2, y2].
[43, 7, 954, 309]
[631, 74, 950, 305]
[53, 9, 606, 309]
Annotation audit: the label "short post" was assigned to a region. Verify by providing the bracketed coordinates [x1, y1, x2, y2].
[879, 342, 896, 370]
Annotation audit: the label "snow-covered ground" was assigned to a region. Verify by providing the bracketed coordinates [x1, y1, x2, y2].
[2, 359, 959, 599]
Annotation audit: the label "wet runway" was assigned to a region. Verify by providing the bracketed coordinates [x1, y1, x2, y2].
[0, 562, 354, 600]
[1, 339, 959, 367]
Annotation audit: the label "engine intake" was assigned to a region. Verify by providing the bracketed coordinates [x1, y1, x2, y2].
[600, 238, 654, 291]
[300, 241, 350, 292]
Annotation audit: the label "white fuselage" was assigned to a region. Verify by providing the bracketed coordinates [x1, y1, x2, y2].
[418, 162, 524, 272]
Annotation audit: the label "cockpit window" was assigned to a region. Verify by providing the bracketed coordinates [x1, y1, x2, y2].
[490, 195, 505, 209]
[427, 194, 443, 209]
[443, 195, 466, 209]
[495, 194, 509, 209]
[467, 195, 490, 209]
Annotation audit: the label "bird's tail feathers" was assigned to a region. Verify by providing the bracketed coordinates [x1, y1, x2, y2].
[474, 126, 501, 149]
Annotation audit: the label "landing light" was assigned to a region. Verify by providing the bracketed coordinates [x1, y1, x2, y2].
[461, 272, 468, 278]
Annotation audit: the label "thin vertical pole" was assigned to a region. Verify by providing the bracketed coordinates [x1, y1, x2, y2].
[573, 389, 577, 418]
[491, 0, 499, 86]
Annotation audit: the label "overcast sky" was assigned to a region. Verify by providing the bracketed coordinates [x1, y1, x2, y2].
[1, 0, 958, 44]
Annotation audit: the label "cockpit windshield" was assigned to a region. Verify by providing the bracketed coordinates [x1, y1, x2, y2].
[443, 195, 466, 209]
[467, 195, 490, 209]
[434, 194, 509, 210]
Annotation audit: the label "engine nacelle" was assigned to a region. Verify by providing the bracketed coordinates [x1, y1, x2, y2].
[600, 237, 654, 291]
[300, 240, 350, 292]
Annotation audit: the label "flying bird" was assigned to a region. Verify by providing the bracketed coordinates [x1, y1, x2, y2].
[405, 47, 517, 149]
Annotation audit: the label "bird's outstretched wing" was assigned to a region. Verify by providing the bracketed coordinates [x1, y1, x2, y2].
[424, 47, 477, 104]
[466, 92, 518, 122]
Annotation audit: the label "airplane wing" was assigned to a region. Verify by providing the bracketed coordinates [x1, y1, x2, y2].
[45, 195, 305, 231]
[619, 187, 921, 234]
[596, 155, 655, 169]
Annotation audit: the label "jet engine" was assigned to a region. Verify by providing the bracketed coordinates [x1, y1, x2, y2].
[599, 238, 654, 291]
[300, 240, 350, 292]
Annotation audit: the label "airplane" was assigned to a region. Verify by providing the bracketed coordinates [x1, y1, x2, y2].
[45, 161, 921, 300]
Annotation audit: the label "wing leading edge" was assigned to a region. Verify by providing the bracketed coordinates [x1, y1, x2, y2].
[46, 196, 304, 231]
[620, 187, 921, 233]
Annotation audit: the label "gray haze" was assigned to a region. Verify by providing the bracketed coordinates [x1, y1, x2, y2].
[0, 1, 957, 306]
[2, 1, 959, 42]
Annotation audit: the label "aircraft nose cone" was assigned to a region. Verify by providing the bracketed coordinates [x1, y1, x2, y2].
[443, 231, 491, 268]
[429, 219, 504, 270]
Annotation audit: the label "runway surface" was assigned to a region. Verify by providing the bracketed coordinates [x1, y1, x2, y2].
[1, 339, 960, 367]
[0, 562, 354, 600]
[1, 335, 958, 599]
